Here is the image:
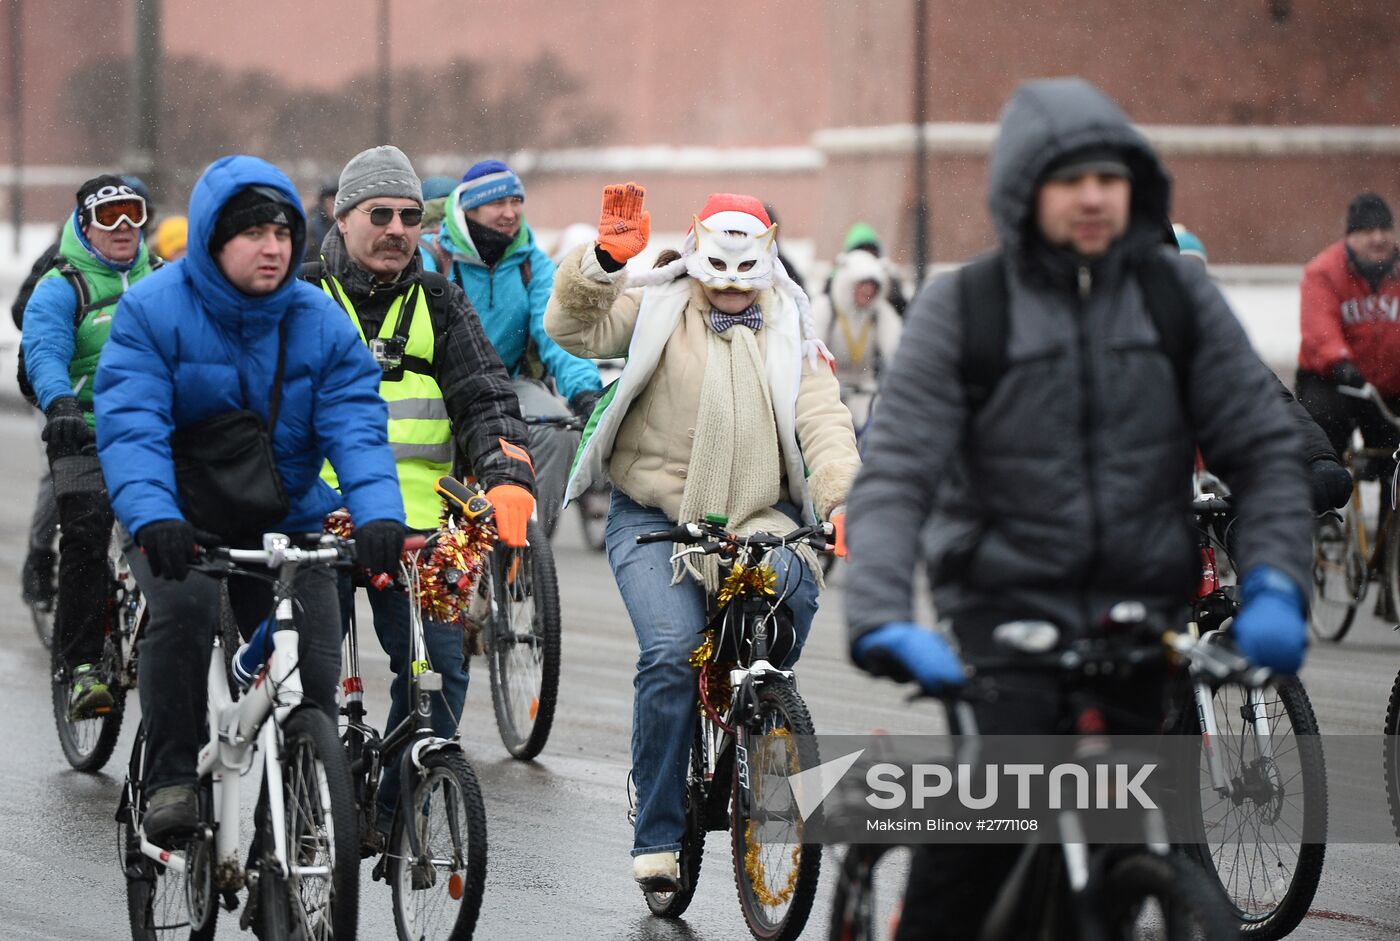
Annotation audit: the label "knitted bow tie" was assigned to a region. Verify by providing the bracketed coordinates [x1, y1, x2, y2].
[707, 302, 764, 334]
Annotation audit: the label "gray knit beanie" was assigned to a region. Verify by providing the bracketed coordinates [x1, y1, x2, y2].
[334, 145, 423, 216]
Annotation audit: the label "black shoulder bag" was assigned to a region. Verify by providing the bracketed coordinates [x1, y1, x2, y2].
[171, 321, 291, 539]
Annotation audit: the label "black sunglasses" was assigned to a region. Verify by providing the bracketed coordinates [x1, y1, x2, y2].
[357, 205, 424, 227]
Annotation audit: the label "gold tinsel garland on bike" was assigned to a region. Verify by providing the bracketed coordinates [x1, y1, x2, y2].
[716, 562, 777, 606]
[325, 512, 496, 624]
[744, 726, 803, 907]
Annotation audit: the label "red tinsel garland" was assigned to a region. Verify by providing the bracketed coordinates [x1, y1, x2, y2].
[326, 510, 497, 625]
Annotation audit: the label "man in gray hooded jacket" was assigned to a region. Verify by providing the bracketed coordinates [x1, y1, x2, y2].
[843, 78, 1313, 935]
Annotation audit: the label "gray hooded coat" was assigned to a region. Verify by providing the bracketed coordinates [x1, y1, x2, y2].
[845, 78, 1312, 643]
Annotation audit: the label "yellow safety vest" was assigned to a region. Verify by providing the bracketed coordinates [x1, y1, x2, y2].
[319, 275, 453, 529]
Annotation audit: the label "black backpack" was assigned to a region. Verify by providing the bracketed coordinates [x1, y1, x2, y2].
[956, 250, 1196, 412]
[16, 260, 144, 407]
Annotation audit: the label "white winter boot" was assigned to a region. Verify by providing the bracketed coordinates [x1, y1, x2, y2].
[632, 851, 680, 892]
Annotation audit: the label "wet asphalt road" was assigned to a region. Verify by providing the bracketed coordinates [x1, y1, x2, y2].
[1, 404, 1399, 939]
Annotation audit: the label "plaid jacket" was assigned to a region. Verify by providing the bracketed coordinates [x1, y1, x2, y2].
[309, 228, 534, 493]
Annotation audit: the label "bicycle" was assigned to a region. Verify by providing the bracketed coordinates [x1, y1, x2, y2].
[339, 477, 490, 941]
[117, 531, 361, 940]
[1309, 381, 1400, 641]
[526, 412, 610, 552]
[51, 525, 146, 772]
[464, 444, 563, 760]
[1181, 494, 1327, 939]
[828, 606, 1242, 941]
[635, 516, 832, 941]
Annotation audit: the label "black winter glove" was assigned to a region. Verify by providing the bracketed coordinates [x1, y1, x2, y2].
[138, 519, 198, 581]
[1332, 360, 1366, 389]
[1309, 457, 1353, 512]
[42, 396, 91, 459]
[356, 519, 406, 579]
[569, 389, 602, 421]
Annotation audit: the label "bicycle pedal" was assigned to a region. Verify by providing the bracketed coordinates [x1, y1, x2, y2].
[221, 889, 240, 912]
[371, 855, 388, 883]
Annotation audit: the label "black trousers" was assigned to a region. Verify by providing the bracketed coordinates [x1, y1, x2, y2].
[52, 446, 114, 670]
[891, 606, 1172, 941]
[130, 548, 342, 792]
[1295, 370, 1400, 463]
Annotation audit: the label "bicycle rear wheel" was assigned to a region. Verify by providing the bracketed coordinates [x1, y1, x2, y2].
[121, 726, 217, 941]
[265, 708, 360, 940]
[52, 631, 126, 772]
[1180, 678, 1326, 939]
[644, 778, 707, 918]
[731, 681, 822, 941]
[1309, 504, 1364, 642]
[1101, 852, 1236, 940]
[485, 519, 562, 760]
[388, 749, 488, 941]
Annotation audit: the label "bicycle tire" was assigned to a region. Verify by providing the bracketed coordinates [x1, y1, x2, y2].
[122, 726, 217, 941]
[1308, 503, 1363, 642]
[31, 600, 55, 650]
[266, 708, 360, 941]
[575, 485, 609, 553]
[1179, 677, 1326, 940]
[644, 778, 706, 918]
[52, 631, 126, 772]
[731, 680, 822, 941]
[1378, 666, 1400, 846]
[485, 518, 562, 760]
[826, 845, 881, 941]
[1382, 512, 1400, 628]
[388, 749, 488, 941]
[1101, 852, 1236, 940]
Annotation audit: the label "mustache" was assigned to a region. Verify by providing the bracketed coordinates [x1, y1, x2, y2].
[373, 234, 412, 253]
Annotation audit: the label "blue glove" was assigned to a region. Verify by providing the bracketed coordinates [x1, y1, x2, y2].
[1232, 566, 1307, 674]
[852, 622, 965, 693]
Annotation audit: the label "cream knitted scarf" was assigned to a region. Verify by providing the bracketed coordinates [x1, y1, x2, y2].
[673, 323, 821, 593]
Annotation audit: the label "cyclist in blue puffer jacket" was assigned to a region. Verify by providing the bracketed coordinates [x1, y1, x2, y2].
[423, 160, 603, 537]
[95, 154, 406, 845]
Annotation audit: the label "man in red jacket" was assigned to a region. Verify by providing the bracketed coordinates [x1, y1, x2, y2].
[1297, 192, 1400, 457]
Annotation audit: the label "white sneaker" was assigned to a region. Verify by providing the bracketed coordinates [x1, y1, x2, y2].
[632, 851, 680, 891]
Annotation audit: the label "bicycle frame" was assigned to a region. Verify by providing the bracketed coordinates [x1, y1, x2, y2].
[134, 533, 344, 890]
[342, 534, 462, 862]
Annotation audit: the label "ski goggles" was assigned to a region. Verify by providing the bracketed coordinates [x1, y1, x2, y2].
[88, 195, 148, 231]
[356, 205, 424, 227]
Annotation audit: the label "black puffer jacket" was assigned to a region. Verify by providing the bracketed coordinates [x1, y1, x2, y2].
[845, 78, 1312, 640]
[308, 227, 534, 493]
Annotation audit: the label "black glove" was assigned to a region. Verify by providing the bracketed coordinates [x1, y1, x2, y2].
[569, 390, 602, 421]
[137, 519, 197, 581]
[1332, 360, 1366, 389]
[1309, 457, 1353, 512]
[356, 519, 406, 578]
[42, 396, 90, 459]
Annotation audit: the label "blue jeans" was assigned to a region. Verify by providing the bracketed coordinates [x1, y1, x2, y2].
[604, 491, 819, 855]
[340, 577, 470, 825]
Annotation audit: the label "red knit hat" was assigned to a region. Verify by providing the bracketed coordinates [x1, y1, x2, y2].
[694, 193, 772, 235]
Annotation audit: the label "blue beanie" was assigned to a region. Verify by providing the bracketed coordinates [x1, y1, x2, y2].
[458, 160, 525, 211]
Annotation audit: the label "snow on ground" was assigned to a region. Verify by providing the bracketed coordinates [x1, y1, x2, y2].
[0, 223, 1304, 409]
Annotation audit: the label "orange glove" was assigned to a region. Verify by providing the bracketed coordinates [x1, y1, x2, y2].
[597, 182, 651, 264]
[830, 512, 847, 558]
[486, 484, 535, 548]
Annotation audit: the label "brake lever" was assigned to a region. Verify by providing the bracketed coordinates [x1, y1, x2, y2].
[668, 542, 721, 565]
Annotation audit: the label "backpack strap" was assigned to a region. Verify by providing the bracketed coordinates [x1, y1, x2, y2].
[1134, 252, 1196, 394]
[957, 251, 1010, 413]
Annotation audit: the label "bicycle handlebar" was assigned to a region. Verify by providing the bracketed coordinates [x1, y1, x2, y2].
[1340, 382, 1400, 430]
[635, 518, 834, 553]
[196, 532, 355, 569]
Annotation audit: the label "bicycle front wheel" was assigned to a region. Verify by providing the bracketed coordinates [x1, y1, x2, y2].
[1101, 852, 1237, 940]
[485, 519, 562, 760]
[52, 634, 126, 772]
[1180, 678, 1326, 939]
[266, 708, 360, 940]
[1309, 504, 1364, 642]
[731, 681, 822, 941]
[388, 749, 488, 941]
